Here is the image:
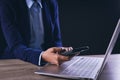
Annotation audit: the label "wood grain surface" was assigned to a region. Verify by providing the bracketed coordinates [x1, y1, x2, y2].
[0, 54, 120, 80]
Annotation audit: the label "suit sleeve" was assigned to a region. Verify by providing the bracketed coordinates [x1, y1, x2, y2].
[51, 0, 63, 47]
[0, 1, 43, 65]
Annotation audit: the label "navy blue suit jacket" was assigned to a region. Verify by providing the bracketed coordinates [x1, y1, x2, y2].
[0, 0, 62, 65]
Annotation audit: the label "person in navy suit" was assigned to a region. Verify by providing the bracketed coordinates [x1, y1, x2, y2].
[0, 0, 72, 66]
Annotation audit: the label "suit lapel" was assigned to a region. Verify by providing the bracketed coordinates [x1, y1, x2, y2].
[18, 0, 31, 44]
[41, 0, 54, 50]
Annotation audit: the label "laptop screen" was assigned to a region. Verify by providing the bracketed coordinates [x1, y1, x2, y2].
[101, 18, 120, 71]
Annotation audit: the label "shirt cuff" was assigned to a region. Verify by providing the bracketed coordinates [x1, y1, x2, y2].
[38, 51, 44, 66]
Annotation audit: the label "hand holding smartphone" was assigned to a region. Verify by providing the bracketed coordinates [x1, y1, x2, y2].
[59, 46, 89, 56]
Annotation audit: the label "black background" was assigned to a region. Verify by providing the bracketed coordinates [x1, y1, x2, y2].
[58, 0, 120, 54]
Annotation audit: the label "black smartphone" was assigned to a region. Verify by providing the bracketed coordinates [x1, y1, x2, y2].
[59, 46, 89, 56]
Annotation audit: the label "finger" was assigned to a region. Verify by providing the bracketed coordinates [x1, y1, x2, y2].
[68, 47, 73, 51]
[58, 55, 71, 65]
[52, 47, 62, 53]
[51, 60, 59, 66]
[61, 47, 73, 52]
[58, 55, 70, 61]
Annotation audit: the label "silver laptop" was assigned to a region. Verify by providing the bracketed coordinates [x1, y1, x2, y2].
[35, 19, 120, 80]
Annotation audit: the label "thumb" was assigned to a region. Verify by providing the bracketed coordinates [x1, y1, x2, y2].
[52, 47, 62, 52]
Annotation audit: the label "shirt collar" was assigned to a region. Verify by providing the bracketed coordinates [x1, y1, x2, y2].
[26, 0, 42, 9]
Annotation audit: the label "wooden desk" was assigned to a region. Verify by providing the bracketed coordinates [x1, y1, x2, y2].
[0, 54, 120, 80]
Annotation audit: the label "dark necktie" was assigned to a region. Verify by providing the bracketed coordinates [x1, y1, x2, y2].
[32, 0, 40, 12]
[29, 0, 44, 49]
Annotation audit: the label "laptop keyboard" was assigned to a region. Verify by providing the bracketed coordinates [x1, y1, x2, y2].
[60, 56, 103, 78]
